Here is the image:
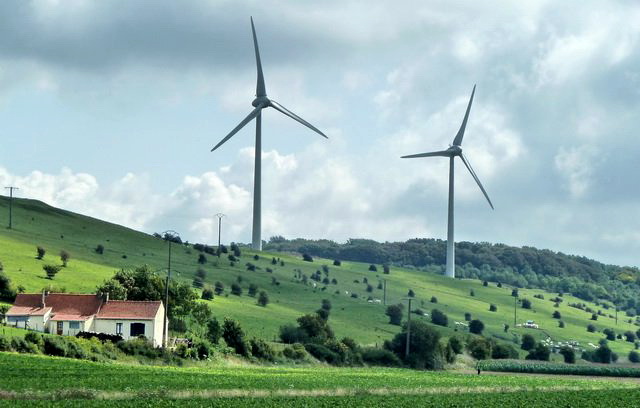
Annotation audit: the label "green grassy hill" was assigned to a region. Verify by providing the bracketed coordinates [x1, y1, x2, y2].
[1, 196, 638, 358]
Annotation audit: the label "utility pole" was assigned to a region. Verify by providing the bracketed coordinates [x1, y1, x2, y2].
[161, 230, 179, 348]
[215, 213, 225, 256]
[404, 297, 413, 358]
[4, 187, 19, 229]
[383, 279, 387, 305]
[514, 294, 518, 326]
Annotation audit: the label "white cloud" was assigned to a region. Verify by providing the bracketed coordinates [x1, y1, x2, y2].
[554, 145, 599, 198]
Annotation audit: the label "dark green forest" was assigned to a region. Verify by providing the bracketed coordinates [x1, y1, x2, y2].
[265, 237, 640, 315]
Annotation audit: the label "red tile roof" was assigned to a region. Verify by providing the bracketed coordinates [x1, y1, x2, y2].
[12, 293, 103, 320]
[97, 301, 162, 320]
[6, 306, 51, 316]
[49, 314, 90, 321]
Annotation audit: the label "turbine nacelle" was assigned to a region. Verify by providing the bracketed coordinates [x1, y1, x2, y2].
[447, 145, 462, 156]
[252, 96, 270, 108]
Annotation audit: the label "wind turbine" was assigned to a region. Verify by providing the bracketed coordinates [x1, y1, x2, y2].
[211, 17, 328, 251]
[401, 85, 494, 278]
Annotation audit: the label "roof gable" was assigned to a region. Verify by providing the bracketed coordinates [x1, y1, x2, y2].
[12, 293, 102, 319]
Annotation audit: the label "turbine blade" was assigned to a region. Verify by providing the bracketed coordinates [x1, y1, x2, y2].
[211, 106, 262, 152]
[269, 100, 328, 138]
[460, 153, 494, 210]
[452, 84, 476, 146]
[251, 17, 266, 97]
[401, 150, 452, 159]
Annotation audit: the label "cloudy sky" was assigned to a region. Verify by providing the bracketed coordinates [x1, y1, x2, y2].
[1, 0, 639, 267]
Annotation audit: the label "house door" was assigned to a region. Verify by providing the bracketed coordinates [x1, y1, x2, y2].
[56, 321, 64, 335]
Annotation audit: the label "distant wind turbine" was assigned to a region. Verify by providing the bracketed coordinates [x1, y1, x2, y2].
[401, 85, 494, 278]
[211, 17, 328, 251]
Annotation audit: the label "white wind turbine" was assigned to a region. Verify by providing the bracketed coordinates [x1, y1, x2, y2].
[211, 17, 328, 250]
[401, 85, 494, 278]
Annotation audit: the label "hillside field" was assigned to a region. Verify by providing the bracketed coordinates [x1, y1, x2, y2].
[1, 196, 639, 357]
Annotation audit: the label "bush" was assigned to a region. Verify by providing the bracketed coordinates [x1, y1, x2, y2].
[587, 324, 597, 333]
[206, 318, 222, 344]
[283, 343, 307, 360]
[521, 299, 532, 309]
[248, 283, 258, 297]
[386, 304, 404, 326]
[257, 291, 269, 307]
[36, 246, 46, 259]
[250, 338, 276, 361]
[560, 346, 576, 364]
[448, 336, 464, 355]
[279, 324, 308, 344]
[430, 296, 437, 303]
[469, 289, 475, 297]
[321, 299, 332, 311]
[489, 304, 497, 312]
[43, 264, 61, 280]
[526, 343, 550, 361]
[559, 320, 565, 328]
[624, 331, 637, 343]
[60, 250, 70, 267]
[492, 343, 519, 359]
[44, 336, 67, 356]
[469, 319, 484, 335]
[222, 318, 249, 357]
[383, 264, 390, 274]
[214, 281, 224, 295]
[430, 309, 448, 327]
[361, 348, 402, 367]
[302, 253, 313, 262]
[197, 254, 207, 264]
[304, 343, 339, 364]
[201, 288, 214, 300]
[333, 260, 341, 266]
[552, 310, 561, 319]
[368, 264, 377, 272]
[467, 337, 491, 360]
[628, 350, 640, 363]
[521, 334, 536, 351]
[230, 283, 242, 296]
[386, 320, 444, 369]
[603, 328, 616, 341]
[95, 244, 105, 255]
[464, 312, 471, 321]
[24, 331, 44, 349]
[11, 336, 39, 354]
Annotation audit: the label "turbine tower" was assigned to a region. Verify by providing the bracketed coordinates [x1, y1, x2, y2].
[401, 85, 494, 278]
[211, 17, 328, 250]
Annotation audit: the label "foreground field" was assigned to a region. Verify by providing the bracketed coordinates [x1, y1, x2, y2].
[0, 353, 639, 407]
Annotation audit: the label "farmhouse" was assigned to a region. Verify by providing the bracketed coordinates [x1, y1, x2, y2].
[5, 293, 165, 346]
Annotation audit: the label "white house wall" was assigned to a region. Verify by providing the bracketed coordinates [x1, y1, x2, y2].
[94, 318, 159, 346]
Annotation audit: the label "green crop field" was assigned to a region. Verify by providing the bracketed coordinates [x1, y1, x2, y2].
[0, 353, 638, 407]
[1, 196, 639, 357]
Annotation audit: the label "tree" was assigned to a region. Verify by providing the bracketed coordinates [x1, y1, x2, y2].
[483, 281, 488, 287]
[587, 324, 597, 333]
[366, 284, 373, 293]
[248, 283, 258, 297]
[201, 288, 214, 300]
[0, 304, 9, 322]
[469, 289, 475, 297]
[469, 319, 484, 335]
[521, 334, 536, 351]
[383, 264, 390, 274]
[222, 318, 249, 356]
[321, 299, 332, 312]
[191, 303, 212, 327]
[386, 304, 403, 325]
[60, 250, 70, 267]
[521, 298, 532, 309]
[559, 346, 576, 364]
[552, 310, 562, 319]
[198, 254, 207, 264]
[430, 296, 437, 303]
[43, 264, 60, 280]
[386, 320, 443, 369]
[368, 264, 377, 272]
[407, 289, 415, 298]
[467, 337, 491, 360]
[214, 281, 225, 295]
[95, 279, 127, 300]
[296, 313, 334, 342]
[489, 304, 497, 312]
[257, 291, 269, 307]
[526, 343, 550, 361]
[464, 312, 471, 321]
[594, 344, 613, 364]
[95, 244, 105, 255]
[206, 318, 221, 344]
[36, 246, 46, 260]
[624, 331, 637, 343]
[430, 309, 448, 327]
[603, 328, 616, 341]
[511, 289, 519, 297]
[333, 259, 341, 266]
[492, 343, 518, 359]
[231, 283, 242, 296]
[629, 350, 640, 363]
[302, 253, 313, 262]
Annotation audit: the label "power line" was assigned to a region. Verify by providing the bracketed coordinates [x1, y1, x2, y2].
[4, 187, 19, 229]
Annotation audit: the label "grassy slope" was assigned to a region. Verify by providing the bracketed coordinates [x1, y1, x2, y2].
[0, 196, 638, 356]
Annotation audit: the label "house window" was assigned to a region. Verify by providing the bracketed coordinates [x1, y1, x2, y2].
[130, 323, 145, 337]
[115, 323, 123, 335]
[69, 321, 80, 330]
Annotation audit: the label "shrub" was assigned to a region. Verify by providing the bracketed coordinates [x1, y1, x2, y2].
[43, 337, 67, 356]
[483, 281, 488, 287]
[594, 344, 613, 364]
[368, 264, 377, 272]
[257, 291, 269, 307]
[248, 284, 258, 297]
[279, 324, 308, 344]
[302, 253, 313, 262]
[201, 288, 214, 300]
[526, 343, 550, 361]
[560, 346, 576, 364]
[366, 284, 373, 293]
[521, 334, 536, 351]
[430, 296, 437, 303]
[214, 281, 224, 295]
[469, 289, 475, 297]
[43, 264, 61, 280]
[305, 343, 339, 364]
[383, 264, 390, 274]
[467, 337, 491, 360]
[321, 299, 332, 311]
[0, 334, 11, 351]
[552, 310, 561, 319]
[386, 304, 403, 326]
[250, 338, 276, 361]
[587, 324, 597, 333]
[24, 332, 44, 350]
[283, 343, 306, 360]
[95, 244, 104, 255]
[591, 313, 598, 321]
[431, 309, 448, 327]
[624, 331, 637, 343]
[197, 254, 207, 264]
[222, 318, 249, 357]
[464, 312, 471, 321]
[36, 246, 46, 259]
[628, 351, 640, 363]
[333, 260, 341, 266]
[489, 304, 497, 312]
[60, 250, 70, 267]
[511, 289, 518, 297]
[559, 320, 565, 328]
[521, 298, 532, 309]
[469, 319, 484, 335]
[492, 343, 519, 359]
[206, 318, 222, 344]
[230, 283, 242, 296]
[362, 348, 402, 367]
[603, 328, 616, 341]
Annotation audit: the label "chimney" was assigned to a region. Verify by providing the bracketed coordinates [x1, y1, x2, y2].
[102, 292, 109, 303]
[41, 290, 46, 308]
